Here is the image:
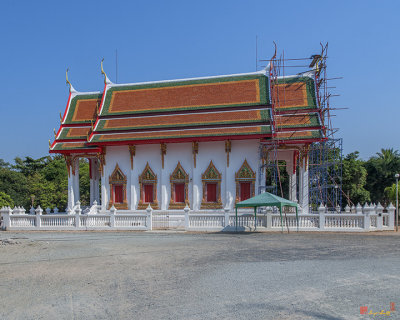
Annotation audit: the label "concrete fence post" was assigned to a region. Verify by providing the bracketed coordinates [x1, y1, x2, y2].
[266, 207, 272, 230]
[110, 205, 116, 228]
[223, 206, 230, 228]
[75, 201, 81, 228]
[356, 203, 362, 215]
[345, 205, 350, 213]
[387, 203, 395, 230]
[146, 204, 153, 231]
[318, 203, 325, 230]
[35, 205, 43, 228]
[184, 205, 190, 230]
[376, 203, 384, 230]
[1, 207, 12, 230]
[363, 203, 370, 231]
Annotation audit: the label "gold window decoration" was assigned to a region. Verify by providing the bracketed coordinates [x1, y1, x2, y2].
[138, 163, 159, 209]
[200, 160, 223, 209]
[169, 162, 189, 209]
[108, 163, 128, 210]
[235, 159, 256, 203]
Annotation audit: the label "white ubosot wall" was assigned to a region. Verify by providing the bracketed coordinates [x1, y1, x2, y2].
[102, 140, 260, 211]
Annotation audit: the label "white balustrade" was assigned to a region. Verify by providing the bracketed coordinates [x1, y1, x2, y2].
[0, 202, 396, 232]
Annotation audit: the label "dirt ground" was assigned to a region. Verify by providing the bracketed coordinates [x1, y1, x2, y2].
[0, 231, 399, 320]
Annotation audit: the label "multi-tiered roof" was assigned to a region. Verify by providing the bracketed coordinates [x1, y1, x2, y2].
[50, 69, 324, 154]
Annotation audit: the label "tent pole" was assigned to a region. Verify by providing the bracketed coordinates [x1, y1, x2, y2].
[296, 206, 299, 232]
[235, 207, 238, 232]
[280, 204, 283, 233]
[254, 206, 257, 231]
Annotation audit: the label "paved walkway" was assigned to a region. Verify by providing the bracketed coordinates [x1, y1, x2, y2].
[0, 231, 399, 319]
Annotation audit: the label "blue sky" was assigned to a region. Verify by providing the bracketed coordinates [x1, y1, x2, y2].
[0, 0, 399, 163]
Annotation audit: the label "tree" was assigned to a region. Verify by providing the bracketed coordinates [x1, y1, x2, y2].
[0, 191, 14, 207]
[341, 152, 370, 205]
[0, 166, 29, 207]
[384, 183, 398, 204]
[365, 148, 400, 204]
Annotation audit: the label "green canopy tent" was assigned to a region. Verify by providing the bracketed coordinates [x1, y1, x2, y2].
[235, 192, 299, 232]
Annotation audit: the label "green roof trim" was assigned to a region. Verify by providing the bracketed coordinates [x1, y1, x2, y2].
[277, 76, 317, 109]
[90, 125, 272, 143]
[100, 74, 270, 117]
[280, 130, 322, 140]
[57, 127, 89, 140]
[64, 93, 102, 125]
[95, 109, 272, 132]
[52, 143, 98, 151]
[277, 113, 320, 129]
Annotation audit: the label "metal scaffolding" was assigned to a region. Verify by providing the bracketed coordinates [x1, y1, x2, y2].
[258, 42, 343, 210]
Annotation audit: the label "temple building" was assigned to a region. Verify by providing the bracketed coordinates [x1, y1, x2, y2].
[50, 63, 325, 213]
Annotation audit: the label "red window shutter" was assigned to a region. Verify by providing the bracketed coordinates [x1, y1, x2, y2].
[174, 183, 185, 203]
[114, 185, 123, 203]
[144, 184, 154, 203]
[240, 182, 251, 201]
[206, 183, 217, 202]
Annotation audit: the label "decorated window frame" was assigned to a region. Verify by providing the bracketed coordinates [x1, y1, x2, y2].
[138, 163, 159, 209]
[201, 160, 223, 209]
[235, 159, 256, 202]
[169, 162, 189, 209]
[108, 163, 128, 210]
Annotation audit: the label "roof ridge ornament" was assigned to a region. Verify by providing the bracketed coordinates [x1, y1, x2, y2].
[66, 68, 77, 93]
[101, 58, 113, 85]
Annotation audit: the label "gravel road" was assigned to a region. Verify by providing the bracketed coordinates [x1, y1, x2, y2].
[0, 231, 399, 320]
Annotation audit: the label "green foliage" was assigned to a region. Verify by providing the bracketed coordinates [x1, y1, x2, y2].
[342, 152, 370, 205]
[0, 191, 14, 207]
[79, 159, 90, 206]
[365, 148, 400, 205]
[0, 165, 29, 206]
[0, 156, 69, 210]
[384, 183, 399, 204]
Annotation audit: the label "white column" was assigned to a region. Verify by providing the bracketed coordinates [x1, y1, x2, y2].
[258, 147, 266, 194]
[225, 161, 234, 210]
[299, 157, 309, 214]
[286, 158, 297, 203]
[67, 166, 75, 209]
[94, 159, 100, 204]
[89, 159, 95, 205]
[192, 155, 200, 211]
[160, 164, 167, 211]
[130, 166, 136, 210]
[101, 163, 107, 211]
[73, 158, 80, 204]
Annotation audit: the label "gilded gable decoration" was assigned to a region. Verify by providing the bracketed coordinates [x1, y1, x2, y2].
[108, 163, 128, 210]
[201, 161, 222, 209]
[129, 145, 136, 170]
[192, 142, 199, 168]
[169, 162, 189, 209]
[138, 163, 159, 209]
[160, 143, 167, 169]
[235, 159, 256, 203]
[225, 140, 231, 167]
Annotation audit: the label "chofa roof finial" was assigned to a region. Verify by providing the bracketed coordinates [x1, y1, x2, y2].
[101, 58, 113, 85]
[66, 68, 76, 93]
[101, 58, 107, 84]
